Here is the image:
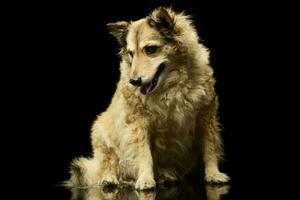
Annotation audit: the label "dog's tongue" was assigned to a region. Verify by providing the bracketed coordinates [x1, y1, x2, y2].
[140, 82, 153, 95]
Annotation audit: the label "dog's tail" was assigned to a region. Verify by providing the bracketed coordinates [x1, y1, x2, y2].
[62, 156, 101, 188]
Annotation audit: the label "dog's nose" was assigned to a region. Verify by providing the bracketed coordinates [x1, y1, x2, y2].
[129, 77, 142, 86]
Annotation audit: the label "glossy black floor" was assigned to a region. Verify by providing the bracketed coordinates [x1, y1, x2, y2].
[48, 183, 231, 200]
[39, 169, 259, 200]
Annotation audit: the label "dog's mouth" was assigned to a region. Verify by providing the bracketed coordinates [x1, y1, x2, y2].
[140, 63, 165, 95]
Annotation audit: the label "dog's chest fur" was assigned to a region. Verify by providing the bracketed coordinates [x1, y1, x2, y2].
[119, 80, 209, 175]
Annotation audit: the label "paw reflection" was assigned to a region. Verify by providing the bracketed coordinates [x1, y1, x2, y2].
[206, 185, 230, 200]
[137, 191, 156, 200]
[69, 183, 230, 200]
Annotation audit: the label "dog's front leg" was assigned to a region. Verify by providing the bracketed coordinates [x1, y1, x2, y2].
[132, 125, 156, 190]
[199, 97, 230, 184]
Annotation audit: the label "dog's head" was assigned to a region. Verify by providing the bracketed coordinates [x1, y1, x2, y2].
[107, 7, 201, 95]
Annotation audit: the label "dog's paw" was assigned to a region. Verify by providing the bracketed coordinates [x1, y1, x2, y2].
[100, 175, 119, 186]
[158, 177, 178, 186]
[205, 171, 230, 184]
[158, 172, 178, 186]
[135, 175, 156, 190]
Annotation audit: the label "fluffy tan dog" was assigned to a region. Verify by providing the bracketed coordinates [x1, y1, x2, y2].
[66, 7, 229, 190]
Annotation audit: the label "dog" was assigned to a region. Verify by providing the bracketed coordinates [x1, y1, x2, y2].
[66, 7, 229, 190]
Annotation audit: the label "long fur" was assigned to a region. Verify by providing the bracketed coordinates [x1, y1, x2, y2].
[66, 7, 229, 189]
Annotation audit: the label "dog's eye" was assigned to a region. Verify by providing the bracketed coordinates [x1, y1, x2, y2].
[127, 51, 133, 58]
[144, 45, 159, 55]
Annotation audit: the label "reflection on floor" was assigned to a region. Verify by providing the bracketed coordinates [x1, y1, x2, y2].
[69, 183, 230, 200]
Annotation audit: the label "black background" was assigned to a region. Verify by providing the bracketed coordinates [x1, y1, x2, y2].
[4, 0, 295, 199]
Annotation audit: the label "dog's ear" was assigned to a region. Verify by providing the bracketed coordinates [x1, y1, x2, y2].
[148, 7, 176, 40]
[107, 21, 129, 46]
